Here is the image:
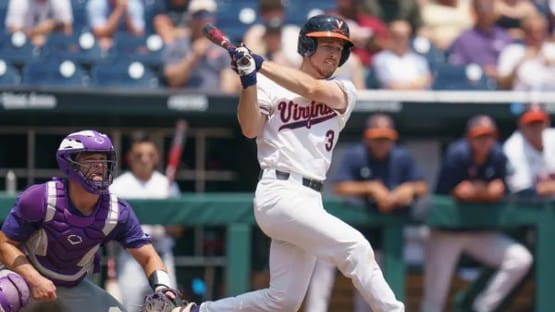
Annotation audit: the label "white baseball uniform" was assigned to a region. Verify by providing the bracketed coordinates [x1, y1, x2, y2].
[503, 128, 555, 193]
[198, 74, 404, 311]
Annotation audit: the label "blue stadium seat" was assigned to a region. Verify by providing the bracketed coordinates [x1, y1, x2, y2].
[216, 0, 258, 43]
[432, 63, 496, 90]
[21, 60, 89, 87]
[0, 32, 41, 65]
[90, 61, 159, 89]
[42, 32, 108, 66]
[110, 32, 164, 67]
[412, 36, 446, 66]
[0, 60, 21, 86]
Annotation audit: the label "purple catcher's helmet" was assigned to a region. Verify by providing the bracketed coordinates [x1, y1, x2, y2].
[56, 130, 116, 194]
[0, 270, 30, 312]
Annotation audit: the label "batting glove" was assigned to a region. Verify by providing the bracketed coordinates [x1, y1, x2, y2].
[229, 45, 264, 89]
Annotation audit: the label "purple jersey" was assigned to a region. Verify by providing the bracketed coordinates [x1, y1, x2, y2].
[1, 178, 151, 287]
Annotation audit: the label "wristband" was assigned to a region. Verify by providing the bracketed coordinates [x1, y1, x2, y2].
[148, 270, 171, 290]
[240, 72, 257, 89]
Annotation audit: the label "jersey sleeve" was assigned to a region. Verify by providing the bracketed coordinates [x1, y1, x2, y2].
[110, 199, 152, 249]
[256, 74, 274, 116]
[1, 184, 46, 242]
[333, 79, 357, 130]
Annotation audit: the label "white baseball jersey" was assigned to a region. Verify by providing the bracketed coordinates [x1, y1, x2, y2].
[255, 74, 357, 181]
[503, 128, 555, 193]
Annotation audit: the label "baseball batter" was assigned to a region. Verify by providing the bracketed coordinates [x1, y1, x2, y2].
[183, 14, 404, 312]
[0, 130, 186, 312]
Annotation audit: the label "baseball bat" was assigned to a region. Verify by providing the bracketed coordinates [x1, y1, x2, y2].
[202, 24, 236, 51]
[165, 119, 188, 187]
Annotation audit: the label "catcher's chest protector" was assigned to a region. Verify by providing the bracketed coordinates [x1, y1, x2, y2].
[24, 180, 119, 286]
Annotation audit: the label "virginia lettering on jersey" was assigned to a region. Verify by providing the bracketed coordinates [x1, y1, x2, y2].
[278, 100, 337, 130]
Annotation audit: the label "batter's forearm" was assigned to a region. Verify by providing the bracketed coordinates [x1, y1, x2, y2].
[237, 87, 264, 138]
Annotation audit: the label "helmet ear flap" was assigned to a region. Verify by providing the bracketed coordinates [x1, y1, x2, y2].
[297, 35, 317, 57]
[339, 48, 351, 67]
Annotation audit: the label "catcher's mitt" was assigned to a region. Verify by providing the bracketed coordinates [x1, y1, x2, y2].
[141, 288, 185, 312]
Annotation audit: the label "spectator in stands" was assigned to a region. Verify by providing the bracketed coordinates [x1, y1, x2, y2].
[110, 132, 182, 312]
[305, 113, 427, 312]
[495, 0, 539, 41]
[87, 0, 145, 50]
[5, 0, 73, 47]
[448, 0, 512, 81]
[497, 13, 555, 90]
[334, 51, 367, 90]
[360, 0, 423, 34]
[162, 0, 238, 93]
[373, 20, 432, 90]
[503, 103, 555, 197]
[328, 0, 390, 66]
[422, 115, 533, 312]
[243, 0, 301, 67]
[420, 0, 474, 51]
[151, 0, 190, 44]
[258, 18, 296, 67]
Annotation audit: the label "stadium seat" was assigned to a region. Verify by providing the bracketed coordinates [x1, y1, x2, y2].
[0, 60, 21, 86]
[110, 32, 164, 67]
[90, 61, 159, 89]
[432, 63, 497, 90]
[412, 36, 446, 66]
[21, 60, 89, 87]
[0, 32, 41, 65]
[216, 0, 258, 43]
[42, 32, 108, 66]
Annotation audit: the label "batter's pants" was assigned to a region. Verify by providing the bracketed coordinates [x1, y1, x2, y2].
[198, 172, 404, 312]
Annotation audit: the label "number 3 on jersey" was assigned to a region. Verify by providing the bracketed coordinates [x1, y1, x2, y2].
[325, 130, 335, 151]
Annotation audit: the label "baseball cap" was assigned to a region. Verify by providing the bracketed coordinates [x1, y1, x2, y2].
[188, 0, 217, 18]
[465, 115, 498, 138]
[364, 114, 398, 140]
[519, 103, 550, 124]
